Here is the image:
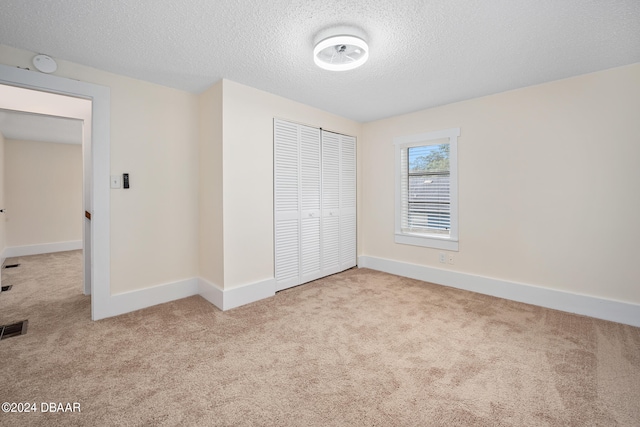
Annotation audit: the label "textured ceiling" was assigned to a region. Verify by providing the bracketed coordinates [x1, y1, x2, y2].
[1, 0, 639, 122]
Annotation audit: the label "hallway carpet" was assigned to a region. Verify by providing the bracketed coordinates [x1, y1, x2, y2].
[1, 251, 639, 426]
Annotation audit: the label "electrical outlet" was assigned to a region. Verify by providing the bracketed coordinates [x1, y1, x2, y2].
[448, 254, 455, 265]
[439, 252, 446, 263]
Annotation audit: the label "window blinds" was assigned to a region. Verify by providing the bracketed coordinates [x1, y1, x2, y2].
[400, 144, 451, 236]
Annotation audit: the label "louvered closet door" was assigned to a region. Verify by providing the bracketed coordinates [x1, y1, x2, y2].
[299, 126, 322, 284]
[275, 119, 356, 291]
[274, 120, 301, 291]
[321, 131, 342, 276]
[340, 135, 357, 269]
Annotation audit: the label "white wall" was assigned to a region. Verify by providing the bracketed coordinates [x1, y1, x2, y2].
[5, 139, 82, 248]
[361, 63, 640, 305]
[0, 44, 200, 295]
[198, 81, 224, 287]
[220, 79, 362, 289]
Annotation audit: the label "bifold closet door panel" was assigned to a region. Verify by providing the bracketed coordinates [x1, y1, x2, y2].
[340, 135, 357, 269]
[299, 125, 322, 284]
[275, 219, 299, 290]
[274, 119, 301, 291]
[321, 131, 341, 276]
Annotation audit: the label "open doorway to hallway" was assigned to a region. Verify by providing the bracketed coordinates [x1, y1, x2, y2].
[0, 63, 111, 320]
[0, 109, 85, 338]
[0, 85, 92, 321]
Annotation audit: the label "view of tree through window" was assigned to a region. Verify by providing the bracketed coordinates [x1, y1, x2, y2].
[407, 144, 451, 232]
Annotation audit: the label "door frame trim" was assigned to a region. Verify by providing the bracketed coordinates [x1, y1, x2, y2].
[0, 64, 111, 320]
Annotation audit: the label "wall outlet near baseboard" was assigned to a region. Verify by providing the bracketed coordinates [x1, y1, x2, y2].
[448, 254, 455, 265]
[439, 252, 446, 263]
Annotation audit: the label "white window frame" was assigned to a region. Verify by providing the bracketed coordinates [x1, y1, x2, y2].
[394, 128, 460, 251]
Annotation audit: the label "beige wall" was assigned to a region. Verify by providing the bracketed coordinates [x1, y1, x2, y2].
[0, 44, 200, 295]
[0, 45, 361, 296]
[221, 79, 362, 289]
[3, 43, 636, 311]
[106, 67, 199, 294]
[362, 63, 640, 304]
[198, 81, 224, 287]
[5, 139, 82, 247]
[0, 131, 5, 259]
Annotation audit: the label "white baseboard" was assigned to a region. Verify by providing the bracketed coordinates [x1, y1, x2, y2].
[98, 276, 276, 320]
[3, 240, 83, 258]
[358, 255, 640, 328]
[224, 278, 276, 310]
[106, 278, 199, 319]
[198, 278, 224, 310]
[199, 277, 276, 311]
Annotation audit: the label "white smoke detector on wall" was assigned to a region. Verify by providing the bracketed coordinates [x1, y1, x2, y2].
[32, 54, 58, 73]
[313, 35, 369, 71]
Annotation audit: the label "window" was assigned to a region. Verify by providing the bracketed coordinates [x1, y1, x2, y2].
[394, 128, 459, 251]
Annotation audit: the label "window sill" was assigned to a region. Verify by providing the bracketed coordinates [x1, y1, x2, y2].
[395, 233, 459, 251]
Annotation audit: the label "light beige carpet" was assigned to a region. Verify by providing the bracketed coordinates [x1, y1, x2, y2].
[0, 250, 639, 426]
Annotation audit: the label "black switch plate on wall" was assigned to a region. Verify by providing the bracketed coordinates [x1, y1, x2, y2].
[123, 173, 129, 189]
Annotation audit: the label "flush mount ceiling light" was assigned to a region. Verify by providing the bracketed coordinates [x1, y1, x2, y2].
[314, 35, 369, 71]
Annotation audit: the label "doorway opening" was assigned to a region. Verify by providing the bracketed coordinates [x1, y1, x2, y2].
[0, 64, 111, 320]
[0, 90, 91, 298]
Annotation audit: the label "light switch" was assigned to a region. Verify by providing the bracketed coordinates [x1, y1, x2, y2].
[111, 175, 121, 189]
